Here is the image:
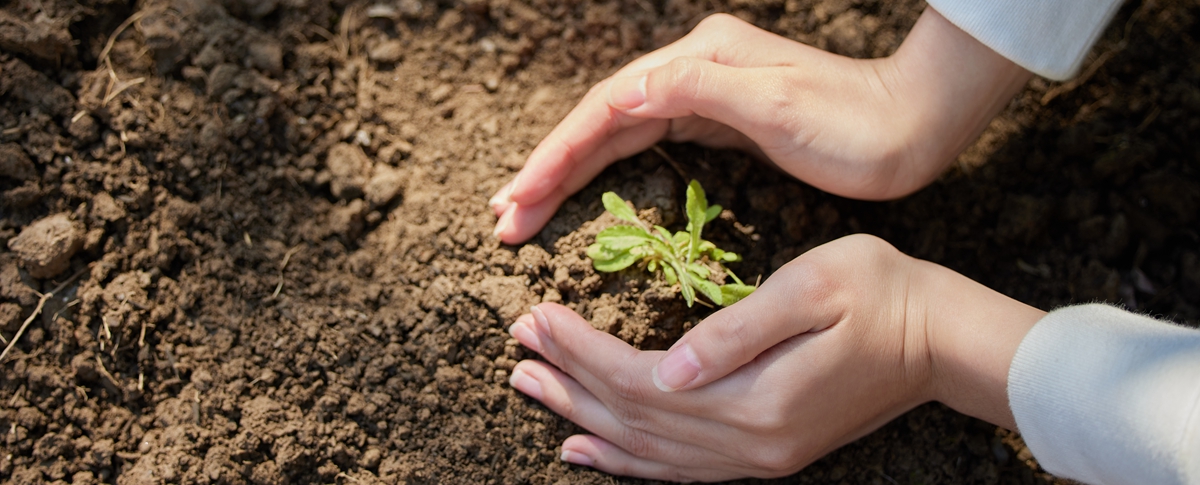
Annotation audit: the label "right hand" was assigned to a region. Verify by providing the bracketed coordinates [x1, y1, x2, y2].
[490, 8, 1032, 244]
[506, 234, 1046, 480]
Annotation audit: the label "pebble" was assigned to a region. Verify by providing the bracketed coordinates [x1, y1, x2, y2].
[7, 213, 83, 279]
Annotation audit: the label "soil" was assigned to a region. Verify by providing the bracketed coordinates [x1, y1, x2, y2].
[1, 0, 1198, 484]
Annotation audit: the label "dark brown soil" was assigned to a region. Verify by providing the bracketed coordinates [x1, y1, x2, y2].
[1, 0, 1197, 483]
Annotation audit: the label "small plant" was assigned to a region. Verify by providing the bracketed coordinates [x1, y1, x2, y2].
[587, 180, 756, 307]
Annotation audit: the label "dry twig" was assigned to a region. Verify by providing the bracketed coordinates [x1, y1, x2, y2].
[652, 145, 688, 180]
[0, 268, 88, 362]
[271, 245, 304, 298]
[95, 354, 120, 387]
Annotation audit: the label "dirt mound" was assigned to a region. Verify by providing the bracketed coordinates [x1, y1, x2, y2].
[1, 0, 1197, 483]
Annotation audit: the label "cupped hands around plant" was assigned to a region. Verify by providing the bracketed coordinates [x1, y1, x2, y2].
[489, 8, 1031, 244]
[587, 180, 755, 308]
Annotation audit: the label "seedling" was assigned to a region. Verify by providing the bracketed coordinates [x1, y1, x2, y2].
[587, 180, 756, 307]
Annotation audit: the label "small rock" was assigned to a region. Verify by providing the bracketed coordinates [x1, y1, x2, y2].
[326, 143, 372, 199]
[358, 448, 382, 469]
[368, 40, 404, 64]
[429, 84, 453, 103]
[68, 113, 100, 143]
[7, 213, 83, 279]
[0, 143, 35, 181]
[364, 165, 404, 208]
[193, 43, 224, 69]
[0, 302, 20, 331]
[247, 40, 283, 75]
[244, 0, 279, 19]
[207, 63, 240, 97]
[90, 192, 126, 222]
[83, 228, 105, 254]
[329, 199, 367, 241]
[398, 0, 423, 17]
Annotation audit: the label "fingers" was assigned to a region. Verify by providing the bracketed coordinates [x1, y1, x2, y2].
[560, 435, 748, 482]
[510, 359, 749, 472]
[509, 305, 727, 417]
[492, 118, 670, 244]
[653, 253, 847, 392]
[526, 304, 710, 414]
[505, 81, 641, 207]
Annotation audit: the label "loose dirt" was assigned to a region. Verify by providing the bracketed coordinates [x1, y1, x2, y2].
[1, 0, 1197, 483]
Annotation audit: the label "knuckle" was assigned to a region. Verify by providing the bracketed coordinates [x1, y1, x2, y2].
[712, 311, 758, 361]
[693, 13, 743, 34]
[619, 427, 656, 458]
[553, 391, 580, 421]
[609, 395, 649, 430]
[750, 409, 787, 435]
[777, 256, 840, 307]
[661, 57, 704, 100]
[607, 366, 647, 404]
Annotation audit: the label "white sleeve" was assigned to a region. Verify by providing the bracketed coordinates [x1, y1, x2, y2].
[925, 0, 1125, 80]
[1007, 304, 1200, 485]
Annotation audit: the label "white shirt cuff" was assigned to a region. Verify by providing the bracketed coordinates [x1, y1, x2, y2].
[926, 0, 1125, 80]
[1008, 304, 1200, 484]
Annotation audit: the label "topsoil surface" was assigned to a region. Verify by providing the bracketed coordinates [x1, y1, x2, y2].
[1, 0, 1198, 483]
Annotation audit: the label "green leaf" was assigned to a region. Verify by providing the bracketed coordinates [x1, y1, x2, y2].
[679, 275, 696, 307]
[647, 237, 675, 261]
[686, 262, 710, 279]
[705, 205, 722, 223]
[602, 192, 640, 224]
[690, 275, 723, 306]
[672, 231, 689, 248]
[685, 180, 708, 263]
[586, 242, 613, 260]
[653, 225, 673, 242]
[595, 225, 655, 250]
[590, 247, 642, 272]
[721, 251, 741, 262]
[647, 260, 657, 272]
[663, 264, 678, 285]
[719, 283, 757, 306]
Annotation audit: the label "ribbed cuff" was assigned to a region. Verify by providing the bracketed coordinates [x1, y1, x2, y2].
[1008, 304, 1200, 484]
[927, 0, 1124, 80]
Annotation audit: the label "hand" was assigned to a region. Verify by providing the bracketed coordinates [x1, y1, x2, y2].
[489, 8, 1031, 244]
[506, 235, 1045, 481]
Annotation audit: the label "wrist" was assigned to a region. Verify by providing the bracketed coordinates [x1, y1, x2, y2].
[885, 7, 1032, 189]
[915, 260, 1045, 429]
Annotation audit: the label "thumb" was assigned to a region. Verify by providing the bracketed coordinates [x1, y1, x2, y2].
[652, 261, 840, 392]
[606, 57, 777, 135]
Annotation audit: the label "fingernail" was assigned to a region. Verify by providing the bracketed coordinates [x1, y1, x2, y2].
[530, 305, 550, 335]
[509, 368, 543, 400]
[493, 205, 515, 237]
[608, 75, 646, 110]
[508, 321, 541, 353]
[489, 172, 521, 208]
[561, 449, 594, 467]
[488, 180, 514, 209]
[652, 344, 700, 392]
